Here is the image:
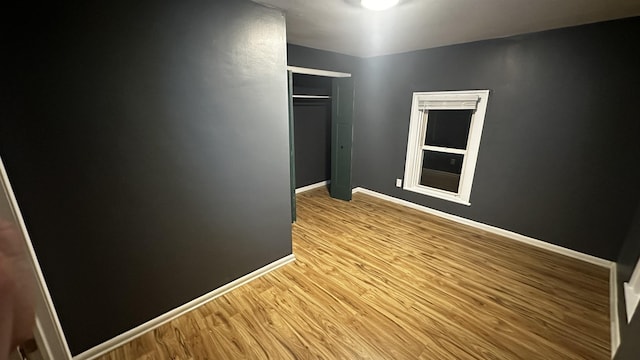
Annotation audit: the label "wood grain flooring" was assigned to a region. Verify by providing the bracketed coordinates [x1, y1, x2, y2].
[97, 188, 610, 359]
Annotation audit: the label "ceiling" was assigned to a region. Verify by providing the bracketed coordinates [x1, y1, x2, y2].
[254, 0, 640, 57]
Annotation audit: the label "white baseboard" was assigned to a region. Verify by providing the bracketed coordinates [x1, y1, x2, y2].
[352, 187, 619, 355]
[73, 254, 296, 360]
[611, 263, 620, 358]
[352, 187, 613, 268]
[296, 180, 330, 194]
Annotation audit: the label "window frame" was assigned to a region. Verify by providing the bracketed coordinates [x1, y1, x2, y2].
[403, 90, 490, 206]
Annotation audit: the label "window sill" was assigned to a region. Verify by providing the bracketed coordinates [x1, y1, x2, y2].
[403, 185, 471, 206]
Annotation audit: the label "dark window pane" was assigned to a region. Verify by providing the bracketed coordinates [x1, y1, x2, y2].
[424, 110, 472, 149]
[420, 151, 463, 193]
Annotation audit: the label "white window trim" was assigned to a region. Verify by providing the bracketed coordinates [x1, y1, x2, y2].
[403, 90, 490, 206]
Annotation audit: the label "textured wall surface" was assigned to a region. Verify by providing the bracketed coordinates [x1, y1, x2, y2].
[1, 0, 291, 354]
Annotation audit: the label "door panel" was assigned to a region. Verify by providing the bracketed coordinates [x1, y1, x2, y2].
[330, 78, 354, 201]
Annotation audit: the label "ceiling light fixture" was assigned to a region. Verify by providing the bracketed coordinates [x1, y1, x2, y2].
[361, 0, 399, 11]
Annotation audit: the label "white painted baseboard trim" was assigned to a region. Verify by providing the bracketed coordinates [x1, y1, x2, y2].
[1, 156, 72, 360]
[351, 187, 613, 268]
[352, 187, 620, 355]
[73, 254, 296, 360]
[296, 180, 330, 194]
[611, 263, 620, 358]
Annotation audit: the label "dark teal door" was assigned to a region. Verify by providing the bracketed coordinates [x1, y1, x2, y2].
[288, 71, 296, 222]
[330, 77, 355, 201]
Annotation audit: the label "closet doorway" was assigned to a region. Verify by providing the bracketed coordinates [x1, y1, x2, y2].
[287, 66, 354, 222]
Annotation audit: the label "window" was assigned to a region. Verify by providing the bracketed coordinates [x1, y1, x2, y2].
[403, 90, 490, 205]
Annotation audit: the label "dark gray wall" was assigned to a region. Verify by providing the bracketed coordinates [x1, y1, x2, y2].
[353, 17, 640, 260]
[0, 0, 291, 355]
[615, 199, 640, 359]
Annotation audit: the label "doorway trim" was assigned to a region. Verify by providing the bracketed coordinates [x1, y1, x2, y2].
[0, 157, 72, 360]
[287, 66, 351, 78]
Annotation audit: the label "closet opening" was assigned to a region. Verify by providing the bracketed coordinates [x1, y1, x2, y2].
[287, 66, 354, 222]
[292, 74, 332, 193]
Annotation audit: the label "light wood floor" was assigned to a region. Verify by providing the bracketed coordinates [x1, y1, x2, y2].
[98, 188, 610, 359]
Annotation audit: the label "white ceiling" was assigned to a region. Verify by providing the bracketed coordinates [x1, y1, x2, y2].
[255, 0, 640, 57]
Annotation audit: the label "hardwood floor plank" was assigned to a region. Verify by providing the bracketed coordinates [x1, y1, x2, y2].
[96, 188, 610, 359]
